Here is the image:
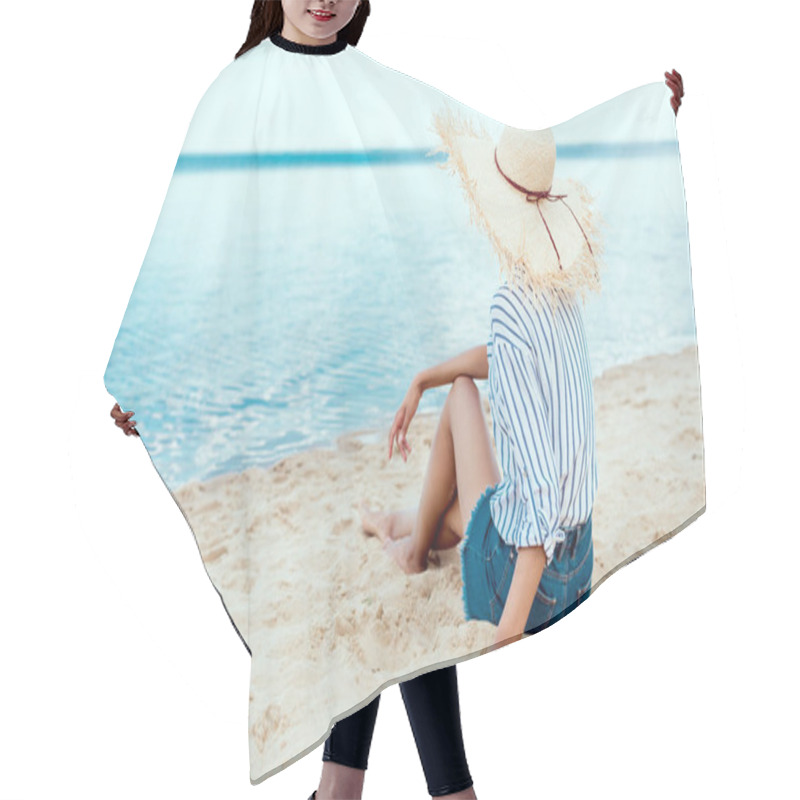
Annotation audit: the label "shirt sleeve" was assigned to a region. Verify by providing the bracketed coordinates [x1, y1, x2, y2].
[491, 338, 566, 566]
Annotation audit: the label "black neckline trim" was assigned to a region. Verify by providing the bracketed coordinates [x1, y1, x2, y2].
[269, 31, 348, 56]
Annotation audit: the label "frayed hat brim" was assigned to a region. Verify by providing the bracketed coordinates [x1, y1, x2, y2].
[427, 104, 608, 304]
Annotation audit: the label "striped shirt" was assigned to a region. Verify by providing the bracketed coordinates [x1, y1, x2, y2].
[486, 283, 598, 566]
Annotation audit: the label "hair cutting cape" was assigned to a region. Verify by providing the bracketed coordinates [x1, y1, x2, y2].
[104, 33, 705, 785]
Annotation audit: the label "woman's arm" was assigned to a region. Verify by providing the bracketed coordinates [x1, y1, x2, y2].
[488, 337, 564, 648]
[389, 345, 488, 461]
[415, 345, 489, 391]
[493, 545, 547, 648]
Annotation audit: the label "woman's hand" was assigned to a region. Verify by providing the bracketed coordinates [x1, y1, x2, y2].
[665, 68, 684, 116]
[492, 622, 526, 651]
[388, 376, 423, 461]
[110, 402, 139, 437]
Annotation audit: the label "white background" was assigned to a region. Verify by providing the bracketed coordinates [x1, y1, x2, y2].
[1, 1, 796, 798]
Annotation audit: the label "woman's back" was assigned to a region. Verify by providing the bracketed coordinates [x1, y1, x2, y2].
[487, 282, 598, 544]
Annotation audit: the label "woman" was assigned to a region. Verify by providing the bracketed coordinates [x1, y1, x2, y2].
[110, 2, 684, 798]
[365, 89, 683, 655]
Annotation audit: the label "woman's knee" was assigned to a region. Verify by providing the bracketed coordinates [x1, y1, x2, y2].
[449, 375, 479, 407]
[452, 374, 477, 393]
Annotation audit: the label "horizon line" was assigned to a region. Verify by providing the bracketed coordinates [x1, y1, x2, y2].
[175, 140, 678, 172]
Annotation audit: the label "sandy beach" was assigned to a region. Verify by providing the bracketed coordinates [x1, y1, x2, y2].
[172, 343, 705, 781]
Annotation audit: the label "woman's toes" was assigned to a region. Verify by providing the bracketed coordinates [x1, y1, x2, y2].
[359, 500, 389, 542]
[359, 500, 393, 543]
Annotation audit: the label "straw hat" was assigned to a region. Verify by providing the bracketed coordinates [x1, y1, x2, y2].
[428, 105, 606, 306]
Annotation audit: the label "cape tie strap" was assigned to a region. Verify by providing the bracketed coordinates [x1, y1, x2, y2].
[494, 146, 595, 271]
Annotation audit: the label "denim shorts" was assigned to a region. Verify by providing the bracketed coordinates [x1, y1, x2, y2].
[460, 482, 594, 634]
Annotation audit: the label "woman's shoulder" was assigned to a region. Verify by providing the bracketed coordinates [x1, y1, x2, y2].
[491, 281, 545, 312]
[491, 283, 573, 324]
[489, 282, 578, 354]
[490, 282, 521, 315]
[489, 284, 536, 351]
[490, 282, 546, 328]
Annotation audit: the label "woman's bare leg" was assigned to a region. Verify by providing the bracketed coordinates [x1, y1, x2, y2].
[384, 376, 501, 574]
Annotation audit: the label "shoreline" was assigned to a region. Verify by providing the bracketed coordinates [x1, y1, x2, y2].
[177, 342, 702, 494]
[172, 342, 705, 771]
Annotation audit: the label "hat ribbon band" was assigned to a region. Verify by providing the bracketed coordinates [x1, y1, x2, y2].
[493, 146, 595, 271]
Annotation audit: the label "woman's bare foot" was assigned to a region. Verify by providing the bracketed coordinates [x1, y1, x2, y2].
[384, 534, 437, 574]
[360, 501, 440, 572]
[359, 501, 410, 544]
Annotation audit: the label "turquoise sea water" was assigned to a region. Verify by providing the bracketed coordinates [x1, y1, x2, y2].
[105, 144, 697, 488]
